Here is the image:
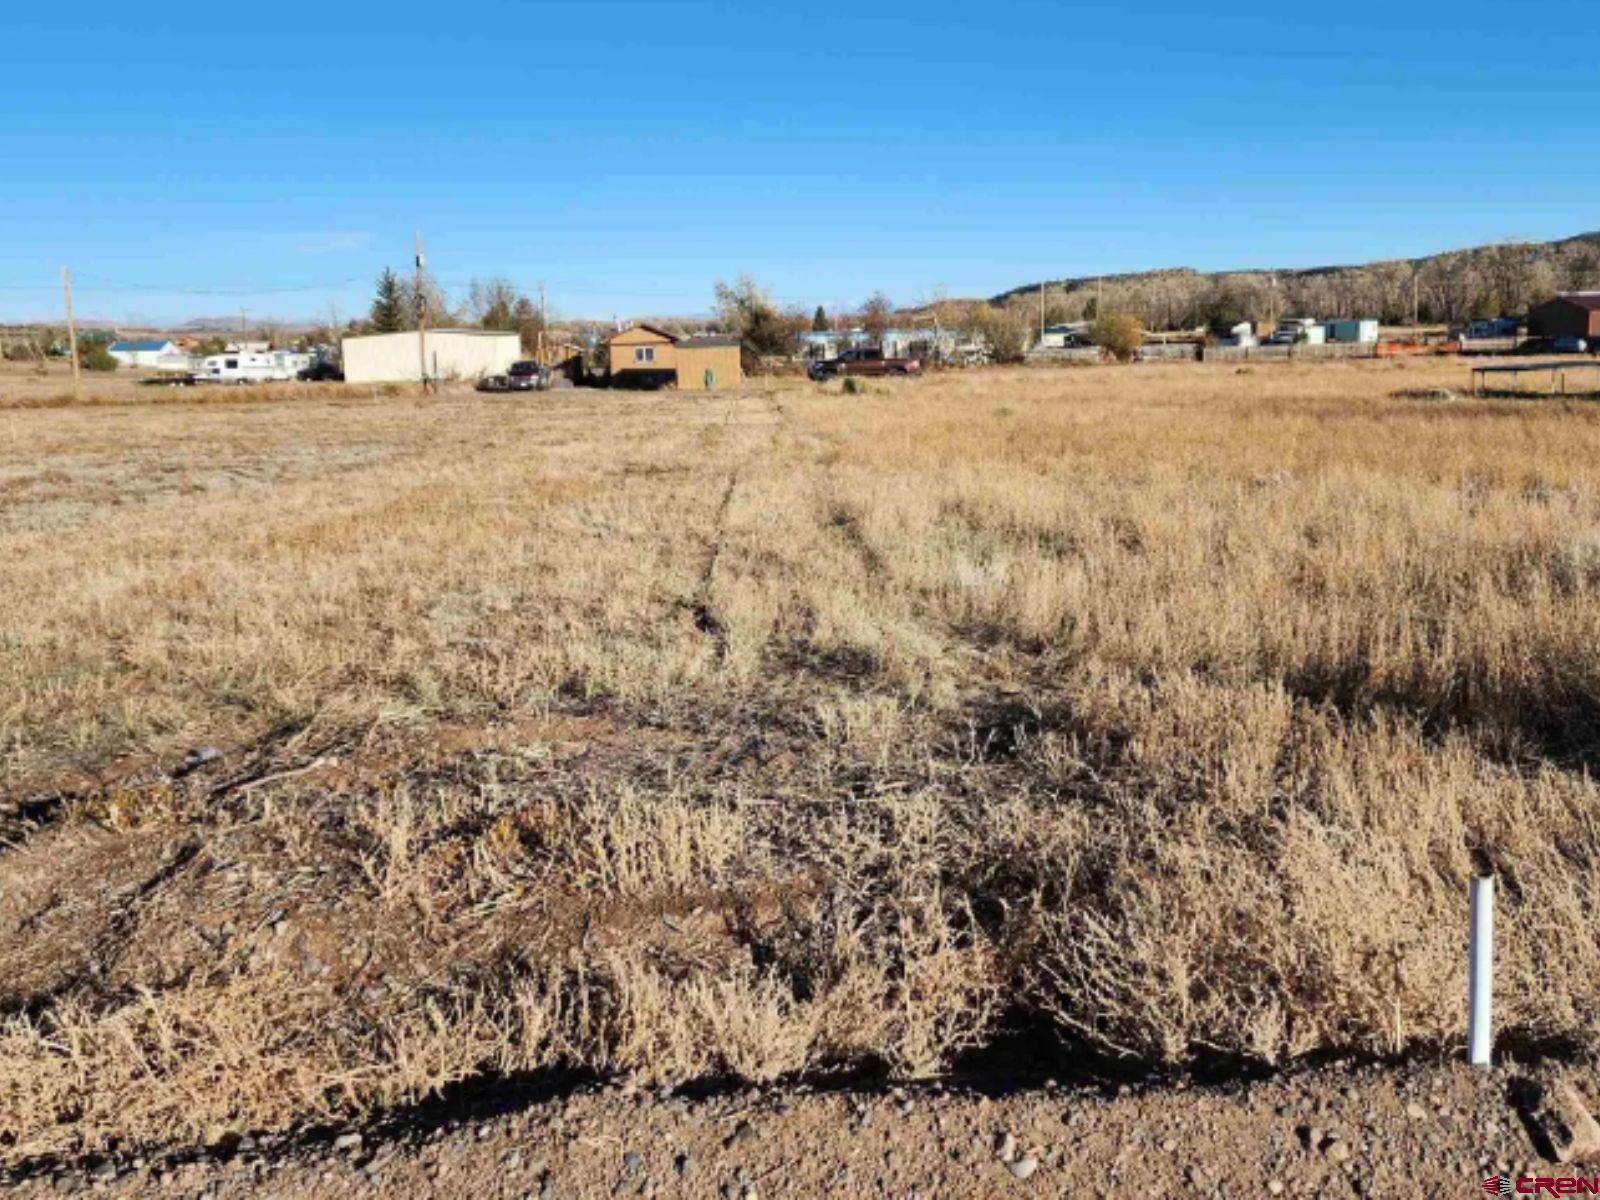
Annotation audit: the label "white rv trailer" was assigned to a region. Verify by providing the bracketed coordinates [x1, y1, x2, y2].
[272, 349, 312, 376]
[195, 352, 295, 384]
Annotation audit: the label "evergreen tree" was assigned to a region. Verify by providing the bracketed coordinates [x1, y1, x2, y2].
[369, 268, 406, 333]
[812, 305, 829, 332]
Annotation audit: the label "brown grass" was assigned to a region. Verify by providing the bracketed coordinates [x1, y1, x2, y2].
[4, 359, 1600, 1162]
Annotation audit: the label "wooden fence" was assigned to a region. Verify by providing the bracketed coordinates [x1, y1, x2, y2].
[1025, 346, 1104, 364]
[1202, 342, 1378, 363]
[1136, 343, 1201, 363]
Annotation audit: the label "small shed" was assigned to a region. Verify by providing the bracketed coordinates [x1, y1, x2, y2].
[675, 336, 742, 390]
[1528, 294, 1600, 341]
[1325, 319, 1379, 344]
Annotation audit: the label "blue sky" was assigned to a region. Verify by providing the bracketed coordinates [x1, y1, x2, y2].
[3, 1, 1597, 325]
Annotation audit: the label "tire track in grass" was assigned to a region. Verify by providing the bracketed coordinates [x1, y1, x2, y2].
[687, 393, 785, 660]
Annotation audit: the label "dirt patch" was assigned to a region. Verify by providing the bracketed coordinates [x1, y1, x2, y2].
[4, 1058, 1577, 1198]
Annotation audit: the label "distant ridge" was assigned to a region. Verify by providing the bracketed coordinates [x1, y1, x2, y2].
[991, 231, 1600, 307]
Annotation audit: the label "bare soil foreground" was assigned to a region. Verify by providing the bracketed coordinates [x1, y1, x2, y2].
[5, 358, 1600, 1190]
[1, 1058, 1587, 1198]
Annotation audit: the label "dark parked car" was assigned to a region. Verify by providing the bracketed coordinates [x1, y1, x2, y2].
[807, 347, 922, 381]
[297, 359, 344, 382]
[477, 361, 549, 392]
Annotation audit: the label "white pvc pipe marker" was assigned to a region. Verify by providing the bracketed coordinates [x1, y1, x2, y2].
[1468, 875, 1495, 1067]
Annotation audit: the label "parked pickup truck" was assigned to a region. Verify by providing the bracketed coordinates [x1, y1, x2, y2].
[807, 347, 922, 381]
[477, 360, 549, 392]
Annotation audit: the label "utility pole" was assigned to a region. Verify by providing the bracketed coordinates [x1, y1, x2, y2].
[1039, 281, 1045, 345]
[1412, 267, 1421, 327]
[414, 231, 429, 392]
[538, 281, 547, 365]
[60, 267, 81, 401]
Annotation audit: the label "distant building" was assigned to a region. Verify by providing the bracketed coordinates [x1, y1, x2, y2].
[1269, 318, 1325, 346]
[108, 338, 181, 368]
[1038, 323, 1091, 350]
[1324, 319, 1379, 344]
[605, 325, 742, 390]
[802, 330, 859, 359]
[341, 329, 520, 383]
[1528, 294, 1600, 342]
[804, 326, 966, 361]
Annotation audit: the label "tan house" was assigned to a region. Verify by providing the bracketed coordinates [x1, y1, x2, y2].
[605, 324, 742, 390]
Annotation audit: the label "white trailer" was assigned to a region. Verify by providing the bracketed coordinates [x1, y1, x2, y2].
[195, 352, 294, 384]
[272, 350, 312, 377]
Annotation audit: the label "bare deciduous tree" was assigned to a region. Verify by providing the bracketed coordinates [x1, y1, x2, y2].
[861, 292, 893, 345]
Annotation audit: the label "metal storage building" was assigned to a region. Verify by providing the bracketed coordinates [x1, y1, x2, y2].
[341, 329, 520, 384]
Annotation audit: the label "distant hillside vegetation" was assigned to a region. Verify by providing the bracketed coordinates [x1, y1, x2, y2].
[991, 232, 1600, 331]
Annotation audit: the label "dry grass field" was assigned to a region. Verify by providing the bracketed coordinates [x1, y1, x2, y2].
[4, 357, 1600, 1164]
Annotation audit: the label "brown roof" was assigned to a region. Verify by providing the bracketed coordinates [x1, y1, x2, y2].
[1547, 293, 1600, 312]
[605, 323, 678, 343]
